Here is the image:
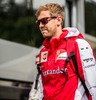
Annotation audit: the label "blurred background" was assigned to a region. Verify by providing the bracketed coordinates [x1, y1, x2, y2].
[0, 0, 96, 100]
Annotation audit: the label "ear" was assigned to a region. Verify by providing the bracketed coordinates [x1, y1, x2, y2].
[57, 16, 62, 26]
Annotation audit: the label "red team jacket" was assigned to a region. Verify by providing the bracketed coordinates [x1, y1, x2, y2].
[39, 27, 96, 100]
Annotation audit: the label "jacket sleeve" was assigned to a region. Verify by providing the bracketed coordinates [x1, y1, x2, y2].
[75, 38, 96, 100]
[28, 75, 43, 100]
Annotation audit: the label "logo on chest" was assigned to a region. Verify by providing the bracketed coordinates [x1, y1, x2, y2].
[56, 49, 67, 61]
[41, 51, 48, 63]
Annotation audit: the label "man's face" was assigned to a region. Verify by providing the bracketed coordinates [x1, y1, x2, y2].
[37, 11, 58, 39]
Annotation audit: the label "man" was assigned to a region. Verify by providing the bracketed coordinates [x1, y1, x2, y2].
[35, 3, 96, 100]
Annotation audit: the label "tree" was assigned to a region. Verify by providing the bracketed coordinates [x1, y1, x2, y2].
[0, 0, 43, 48]
[85, 1, 96, 36]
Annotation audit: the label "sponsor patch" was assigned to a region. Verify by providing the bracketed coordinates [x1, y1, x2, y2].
[42, 66, 67, 76]
[41, 51, 48, 62]
[56, 49, 67, 61]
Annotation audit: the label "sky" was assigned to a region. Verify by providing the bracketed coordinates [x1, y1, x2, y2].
[15, 0, 24, 4]
[33, 0, 65, 9]
[15, 0, 96, 9]
[15, 0, 65, 9]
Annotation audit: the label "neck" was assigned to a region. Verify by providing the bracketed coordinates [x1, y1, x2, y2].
[50, 27, 63, 40]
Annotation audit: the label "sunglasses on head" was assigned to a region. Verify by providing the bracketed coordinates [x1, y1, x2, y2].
[36, 16, 57, 26]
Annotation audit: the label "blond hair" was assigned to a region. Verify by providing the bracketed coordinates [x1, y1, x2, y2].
[35, 3, 64, 20]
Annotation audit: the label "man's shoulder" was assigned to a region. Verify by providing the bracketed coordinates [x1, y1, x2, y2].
[40, 46, 46, 52]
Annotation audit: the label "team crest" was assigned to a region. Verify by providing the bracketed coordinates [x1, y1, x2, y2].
[56, 49, 67, 61]
[41, 51, 48, 62]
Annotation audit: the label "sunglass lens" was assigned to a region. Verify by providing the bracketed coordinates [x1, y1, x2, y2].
[42, 18, 48, 25]
[36, 17, 49, 26]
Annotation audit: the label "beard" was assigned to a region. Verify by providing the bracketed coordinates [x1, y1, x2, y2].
[40, 26, 56, 39]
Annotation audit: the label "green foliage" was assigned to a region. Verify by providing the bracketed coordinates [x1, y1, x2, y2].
[0, 15, 43, 47]
[0, 0, 43, 48]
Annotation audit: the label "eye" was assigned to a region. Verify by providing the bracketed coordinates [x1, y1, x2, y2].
[41, 18, 49, 24]
[36, 16, 57, 26]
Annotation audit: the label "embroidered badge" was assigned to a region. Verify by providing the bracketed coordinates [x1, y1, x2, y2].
[41, 51, 48, 62]
[56, 49, 67, 61]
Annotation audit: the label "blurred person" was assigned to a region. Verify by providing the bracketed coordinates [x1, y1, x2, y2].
[28, 54, 43, 100]
[35, 54, 40, 65]
[34, 3, 96, 100]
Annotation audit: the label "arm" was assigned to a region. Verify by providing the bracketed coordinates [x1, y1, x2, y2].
[75, 38, 96, 99]
[28, 75, 43, 100]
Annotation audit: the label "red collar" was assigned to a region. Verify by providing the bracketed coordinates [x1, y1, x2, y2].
[43, 30, 68, 51]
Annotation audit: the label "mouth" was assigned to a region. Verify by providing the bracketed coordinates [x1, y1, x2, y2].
[41, 28, 48, 34]
[42, 30, 47, 33]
